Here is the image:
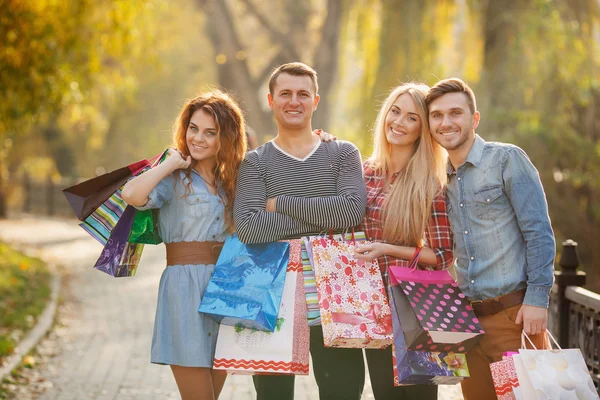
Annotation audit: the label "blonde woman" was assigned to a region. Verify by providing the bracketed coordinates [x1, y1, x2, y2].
[354, 83, 453, 399]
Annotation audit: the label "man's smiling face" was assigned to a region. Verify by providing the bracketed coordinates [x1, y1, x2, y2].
[428, 92, 479, 153]
[267, 73, 320, 130]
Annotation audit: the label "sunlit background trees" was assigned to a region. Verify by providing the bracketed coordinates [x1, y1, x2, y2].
[2, 0, 599, 288]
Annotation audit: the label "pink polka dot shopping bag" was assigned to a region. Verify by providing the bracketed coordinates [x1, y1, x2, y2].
[388, 266, 485, 353]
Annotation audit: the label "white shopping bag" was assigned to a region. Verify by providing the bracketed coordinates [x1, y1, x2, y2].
[513, 330, 599, 400]
[212, 240, 310, 375]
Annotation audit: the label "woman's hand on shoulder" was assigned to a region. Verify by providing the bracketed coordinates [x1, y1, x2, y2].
[314, 129, 337, 142]
[165, 148, 191, 171]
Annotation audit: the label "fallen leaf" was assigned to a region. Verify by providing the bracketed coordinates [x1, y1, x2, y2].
[22, 355, 35, 367]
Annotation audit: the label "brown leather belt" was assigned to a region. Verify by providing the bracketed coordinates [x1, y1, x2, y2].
[470, 288, 526, 317]
[165, 241, 223, 266]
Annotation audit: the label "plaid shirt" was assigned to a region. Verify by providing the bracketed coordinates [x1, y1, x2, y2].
[361, 160, 453, 274]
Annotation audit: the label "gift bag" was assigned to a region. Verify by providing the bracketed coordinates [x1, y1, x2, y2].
[388, 265, 484, 353]
[68, 149, 168, 248]
[63, 159, 150, 221]
[80, 189, 128, 245]
[490, 354, 520, 400]
[212, 240, 309, 375]
[198, 235, 290, 332]
[301, 231, 367, 326]
[512, 331, 599, 400]
[129, 208, 161, 244]
[92, 205, 144, 277]
[311, 234, 393, 349]
[129, 150, 169, 244]
[390, 286, 470, 385]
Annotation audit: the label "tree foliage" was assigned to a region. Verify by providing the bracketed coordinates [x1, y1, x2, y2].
[331, 0, 600, 288]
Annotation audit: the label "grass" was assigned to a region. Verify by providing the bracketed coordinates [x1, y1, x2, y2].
[0, 243, 51, 362]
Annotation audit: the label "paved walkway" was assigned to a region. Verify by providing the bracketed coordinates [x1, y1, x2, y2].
[0, 216, 464, 400]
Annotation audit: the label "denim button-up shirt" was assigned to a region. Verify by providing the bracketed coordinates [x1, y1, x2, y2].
[446, 135, 555, 308]
[136, 170, 229, 245]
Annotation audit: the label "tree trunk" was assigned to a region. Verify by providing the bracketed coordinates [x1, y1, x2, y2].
[204, 0, 274, 143]
[312, 0, 343, 132]
[201, 0, 344, 142]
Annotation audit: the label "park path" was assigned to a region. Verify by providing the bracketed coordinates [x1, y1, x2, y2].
[0, 216, 463, 400]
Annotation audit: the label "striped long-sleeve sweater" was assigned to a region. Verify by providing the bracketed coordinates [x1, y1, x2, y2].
[233, 140, 367, 244]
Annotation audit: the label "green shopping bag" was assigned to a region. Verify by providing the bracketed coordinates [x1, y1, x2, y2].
[128, 149, 169, 245]
[129, 209, 161, 244]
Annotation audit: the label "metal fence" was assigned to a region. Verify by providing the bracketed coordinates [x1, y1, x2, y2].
[17, 173, 77, 217]
[548, 240, 600, 392]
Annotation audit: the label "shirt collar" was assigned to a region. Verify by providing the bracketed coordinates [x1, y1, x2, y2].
[446, 134, 485, 175]
[466, 134, 485, 168]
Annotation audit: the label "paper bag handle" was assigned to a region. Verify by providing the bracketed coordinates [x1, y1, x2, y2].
[408, 246, 422, 271]
[521, 329, 562, 351]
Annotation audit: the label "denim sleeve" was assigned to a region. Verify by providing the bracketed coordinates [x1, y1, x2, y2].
[134, 173, 175, 211]
[502, 148, 556, 308]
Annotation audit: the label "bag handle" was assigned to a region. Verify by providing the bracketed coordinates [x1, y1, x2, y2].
[149, 149, 170, 167]
[408, 246, 422, 271]
[521, 329, 562, 351]
[325, 227, 357, 244]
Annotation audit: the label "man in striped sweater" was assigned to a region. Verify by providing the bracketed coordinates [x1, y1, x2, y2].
[234, 62, 368, 399]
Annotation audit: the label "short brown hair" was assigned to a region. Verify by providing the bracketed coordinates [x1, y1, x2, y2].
[426, 78, 477, 114]
[268, 62, 318, 95]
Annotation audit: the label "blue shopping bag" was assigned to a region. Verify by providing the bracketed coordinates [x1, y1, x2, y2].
[198, 235, 290, 332]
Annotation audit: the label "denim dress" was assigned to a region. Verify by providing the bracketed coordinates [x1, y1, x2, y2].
[135, 170, 228, 367]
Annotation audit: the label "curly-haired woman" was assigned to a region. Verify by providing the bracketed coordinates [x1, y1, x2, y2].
[122, 90, 247, 400]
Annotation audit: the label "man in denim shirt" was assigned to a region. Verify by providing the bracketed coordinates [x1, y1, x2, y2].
[425, 78, 555, 400]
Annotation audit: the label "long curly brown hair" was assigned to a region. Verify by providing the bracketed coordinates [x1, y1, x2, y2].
[172, 90, 247, 232]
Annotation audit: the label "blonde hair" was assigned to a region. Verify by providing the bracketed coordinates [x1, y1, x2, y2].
[369, 83, 448, 247]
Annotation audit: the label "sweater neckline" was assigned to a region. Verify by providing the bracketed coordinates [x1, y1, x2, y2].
[270, 140, 322, 162]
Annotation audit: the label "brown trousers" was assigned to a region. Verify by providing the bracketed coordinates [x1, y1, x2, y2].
[460, 304, 547, 400]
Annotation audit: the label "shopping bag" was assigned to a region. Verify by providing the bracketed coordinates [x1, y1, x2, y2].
[129, 150, 169, 244]
[390, 284, 470, 385]
[79, 188, 128, 245]
[198, 235, 290, 332]
[311, 233, 393, 349]
[388, 265, 484, 352]
[512, 331, 599, 400]
[63, 159, 150, 221]
[490, 354, 520, 400]
[301, 231, 367, 326]
[129, 208, 161, 244]
[65, 150, 169, 277]
[212, 240, 309, 375]
[92, 205, 144, 277]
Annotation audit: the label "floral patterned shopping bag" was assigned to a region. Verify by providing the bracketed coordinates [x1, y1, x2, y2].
[310, 233, 393, 349]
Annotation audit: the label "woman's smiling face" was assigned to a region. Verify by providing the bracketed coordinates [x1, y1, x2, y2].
[186, 109, 218, 163]
[385, 93, 422, 148]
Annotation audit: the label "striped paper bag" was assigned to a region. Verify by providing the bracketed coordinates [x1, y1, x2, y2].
[301, 232, 367, 326]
